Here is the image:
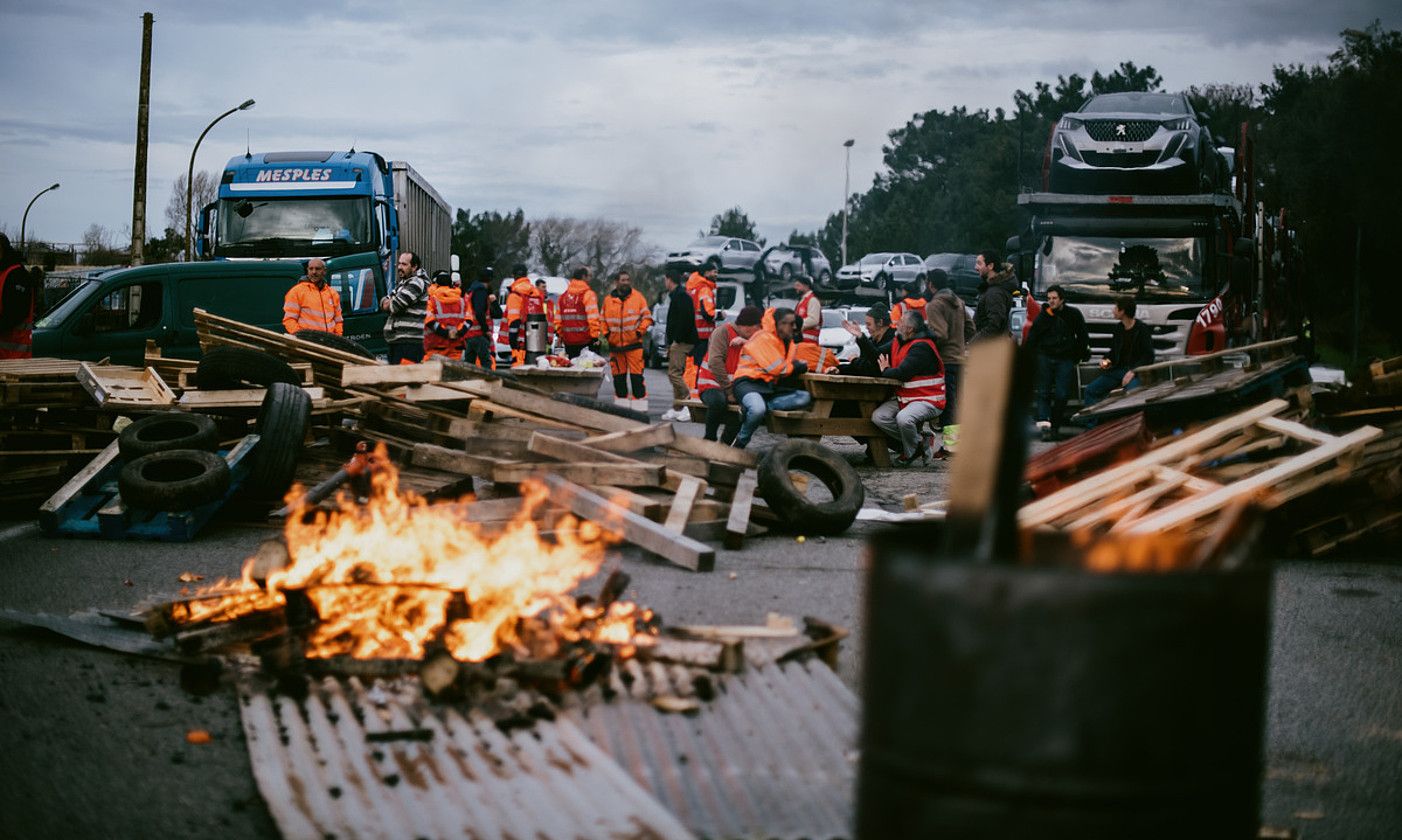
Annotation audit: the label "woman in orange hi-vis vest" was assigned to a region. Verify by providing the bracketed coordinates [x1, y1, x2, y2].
[730, 307, 813, 449]
[601, 270, 653, 412]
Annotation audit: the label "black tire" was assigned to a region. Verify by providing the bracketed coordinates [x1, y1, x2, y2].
[118, 449, 231, 512]
[819, 269, 833, 286]
[757, 440, 865, 536]
[780, 264, 793, 281]
[248, 382, 311, 499]
[196, 346, 300, 390]
[553, 393, 650, 423]
[295, 329, 375, 360]
[118, 412, 220, 459]
[875, 273, 889, 292]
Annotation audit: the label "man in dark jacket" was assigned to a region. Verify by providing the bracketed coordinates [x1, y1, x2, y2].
[837, 302, 894, 377]
[923, 269, 967, 451]
[873, 310, 946, 466]
[1024, 284, 1090, 440]
[1084, 295, 1155, 406]
[972, 249, 1017, 343]
[463, 267, 497, 367]
[661, 270, 698, 420]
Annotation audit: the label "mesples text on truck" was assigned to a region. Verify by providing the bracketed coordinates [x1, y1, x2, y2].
[194, 150, 451, 285]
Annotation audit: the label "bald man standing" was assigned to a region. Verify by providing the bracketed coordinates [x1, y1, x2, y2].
[282, 257, 343, 335]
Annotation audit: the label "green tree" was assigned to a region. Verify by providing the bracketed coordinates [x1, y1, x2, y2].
[451, 208, 532, 283]
[1090, 61, 1163, 95]
[705, 207, 762, 243]
[1186, 83, 1260, 145]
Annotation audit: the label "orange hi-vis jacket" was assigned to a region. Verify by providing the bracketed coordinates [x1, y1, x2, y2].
[796, 291, 821, 343]
[761, 307, 777, 335]
[424, 284, 469, 358]
[686, 271, 717, 343]
[600, 288, 652, 350]
[734, 329, 798, 384]
[556, 279, 601, 346]
[282, 279, 343, 335]
[793, 341, 838, 373]
[889, 334, 947, 410]
[697, 323, 741, 395]
[504, 276, 544, 349]
[891, 295, 929, 324]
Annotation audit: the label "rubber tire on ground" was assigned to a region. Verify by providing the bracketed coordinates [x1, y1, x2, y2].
[756, 439, 865, 536]
[248, 382, 311, 499]
[118, 411, 220, 459]
[196, 346, 300, 390]
[117, 449, 231, 512]
[553, 392, 650, 424]
[294, 329, 375, 360]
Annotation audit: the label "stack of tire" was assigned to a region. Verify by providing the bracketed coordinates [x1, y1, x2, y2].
[114, 347, 313, 512]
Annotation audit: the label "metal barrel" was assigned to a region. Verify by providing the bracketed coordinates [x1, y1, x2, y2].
[858, 524, 1271, 840]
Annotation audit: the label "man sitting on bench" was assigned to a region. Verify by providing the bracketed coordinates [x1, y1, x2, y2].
[730, 308, 812, 449]
[697, 305, 763, 444]
[873, 310, 947, 466]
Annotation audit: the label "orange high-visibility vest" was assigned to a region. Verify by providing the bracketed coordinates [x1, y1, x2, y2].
[556, 279, 600, 346]
[793, 341, 837, 373]
[890, 295, 929, 324]
[282, 280, 343, 335]
[504, 276, 543, 349]
[697, 324, 742, 395]
[686, 272, 717, 343]
[424, 284, 468, 357]
[733, 330, 798, 384]
[796, 291, 821, 343]
[889, 334, 946, 409]
[601, 288, 652, 350]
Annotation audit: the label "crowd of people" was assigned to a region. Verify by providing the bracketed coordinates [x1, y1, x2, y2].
[278, 246, 1153, 460]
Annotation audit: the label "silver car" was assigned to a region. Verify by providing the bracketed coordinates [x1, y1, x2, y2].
[758, 243, 833, 286]
[835, 252, 926, 295]
[665, 236, 763, 275]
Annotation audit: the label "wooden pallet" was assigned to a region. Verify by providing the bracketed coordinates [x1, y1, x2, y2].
[38, 436, 260, 541]
[194, 308, 380, 395]
[76, 362, 175, 409]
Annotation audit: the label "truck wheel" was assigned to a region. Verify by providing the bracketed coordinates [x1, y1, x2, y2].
[197, 347, 300, 390]
[294, 329, 376, 360]
[248, 382, 311, 499]
[118, 411, 220, 459]
[118, 450, 231, 512]
[756, 440, 865, 535]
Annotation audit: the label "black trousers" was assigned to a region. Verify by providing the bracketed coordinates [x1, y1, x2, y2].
[700, 388, 740, 444]
[387, 340, 424, 365]
[463, 335, 493, 367]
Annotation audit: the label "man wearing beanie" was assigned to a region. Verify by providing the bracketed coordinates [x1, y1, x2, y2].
[695, 305, 763, 442]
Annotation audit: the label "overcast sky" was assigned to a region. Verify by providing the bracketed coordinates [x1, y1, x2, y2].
[1, 0, 1390, 257]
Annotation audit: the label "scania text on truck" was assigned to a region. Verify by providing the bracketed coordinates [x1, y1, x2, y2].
[195, 150, 452, 287]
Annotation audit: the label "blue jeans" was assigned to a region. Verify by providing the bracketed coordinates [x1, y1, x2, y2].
[1035, 356, 1078, 427]
[1083, 367, 1140, 406]
[734, 388, 813, 448]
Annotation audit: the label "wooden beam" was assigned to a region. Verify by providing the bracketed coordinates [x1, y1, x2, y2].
[528, 432, 637, 465]
[582, 424, 678, 453]
[491, 461, 664, 487]
[541, 474, 714, 572]
[341, 360, 443, 386]
[724, 471, 758, 550]
[38, 440, 121, 531]
[412, 443, 516, 478]
[664, 476, 704, 533]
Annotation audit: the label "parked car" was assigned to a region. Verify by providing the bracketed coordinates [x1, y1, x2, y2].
[757, 243, 833, 286]
[645, 293, 669, 368]
[664, 236, 763, 275]
[835, 252, 926, 296]
[818, 307, 866, 362]
[923, 252, 983, 307]
[1047, 91, 1230, 194]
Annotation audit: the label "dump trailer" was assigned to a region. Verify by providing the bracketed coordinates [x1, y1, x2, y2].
[195, 150, 452, 290]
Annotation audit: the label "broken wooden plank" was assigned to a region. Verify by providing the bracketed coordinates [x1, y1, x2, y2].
[724, 471, 758, 550]
[664, 476, 704, 534]
[341, 360, 443, 386]
[541, 474, 714, 572]
[582, 424, 678, 453]
[76, 362, 175, 409]
[37, 440, 121, 532]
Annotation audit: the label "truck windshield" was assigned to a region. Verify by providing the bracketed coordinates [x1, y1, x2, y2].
[216, 197, 373, 257]
[1035, 235, 1207, 302]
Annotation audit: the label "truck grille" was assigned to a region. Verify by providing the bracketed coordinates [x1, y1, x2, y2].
[1084, 120, 1160, 143]
[1081, 150, 1162, 168]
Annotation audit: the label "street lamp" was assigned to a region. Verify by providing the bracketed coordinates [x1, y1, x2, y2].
[186, 98, 255, 260]
[20, 183, 61, 256]
[841, 139, 854, 268]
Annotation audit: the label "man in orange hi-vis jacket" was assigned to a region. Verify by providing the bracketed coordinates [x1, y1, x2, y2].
[556, 266, 601, 358]
[282, 258, 343, 335]
[601, 270, 652, 413]
[730, 307, 813, 449]
[683, 264, 718, 395]
[504, 263, 543, 366]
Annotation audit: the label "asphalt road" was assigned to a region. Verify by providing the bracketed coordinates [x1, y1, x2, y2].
[2, 368, 1399, 838]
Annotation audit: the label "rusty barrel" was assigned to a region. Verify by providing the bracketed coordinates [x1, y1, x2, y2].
[857, 525, 1272, 839]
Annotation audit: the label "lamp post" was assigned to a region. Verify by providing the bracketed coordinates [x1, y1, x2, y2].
[20, 183, 61, 257]
[186, 98, 254, 260]
[841, 139, 854, 268]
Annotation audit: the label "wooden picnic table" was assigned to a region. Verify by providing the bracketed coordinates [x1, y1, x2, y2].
[771, 373, 899, 467]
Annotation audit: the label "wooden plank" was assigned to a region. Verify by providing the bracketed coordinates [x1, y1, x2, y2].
[341, 360, 443, 386]
[1257, 416, 1338, 446]
[724, 471, 758, 550]
[663, 476, 704, 533]
[582, 424, 677, 453]
[492, 461, 665, 487]
[37, 440, 121, 531]
[541, 474, 714, 572]
[528, 432, 637, 465]
[411, 443, 517, 478]
[178, 386, 325, 407]
[400, 383, 477, 403]
[763, 416, 880, 437]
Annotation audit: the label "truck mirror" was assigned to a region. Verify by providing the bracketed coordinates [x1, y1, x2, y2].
[73, 311, 95, 337]
[235, 200, 255, 218]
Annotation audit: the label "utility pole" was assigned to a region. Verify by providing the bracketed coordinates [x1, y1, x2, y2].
[130, 12, 153, 265]
[842, 139, 854, 267]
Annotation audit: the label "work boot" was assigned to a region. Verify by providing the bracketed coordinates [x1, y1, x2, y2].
[630, 398, 649, 414]
[614, 396, 630, 409]
[894, 444, 930, 468]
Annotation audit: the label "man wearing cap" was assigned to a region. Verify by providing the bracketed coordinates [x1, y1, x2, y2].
[696, 305, 763, 443]
[793, 274, 821, 344]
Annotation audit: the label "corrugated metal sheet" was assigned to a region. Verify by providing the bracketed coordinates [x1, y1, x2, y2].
[563, 658, 858, 840]
[237, 673, 695, 840]
[236, 657, 858, 840]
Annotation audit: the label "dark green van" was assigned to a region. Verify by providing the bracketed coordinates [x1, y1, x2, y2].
[32, 253, 388, 366]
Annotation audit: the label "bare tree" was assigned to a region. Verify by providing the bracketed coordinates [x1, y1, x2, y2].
[531, 216, 589, 276]
[165, 171, 218, 249]
[531, 215, 654, 283]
